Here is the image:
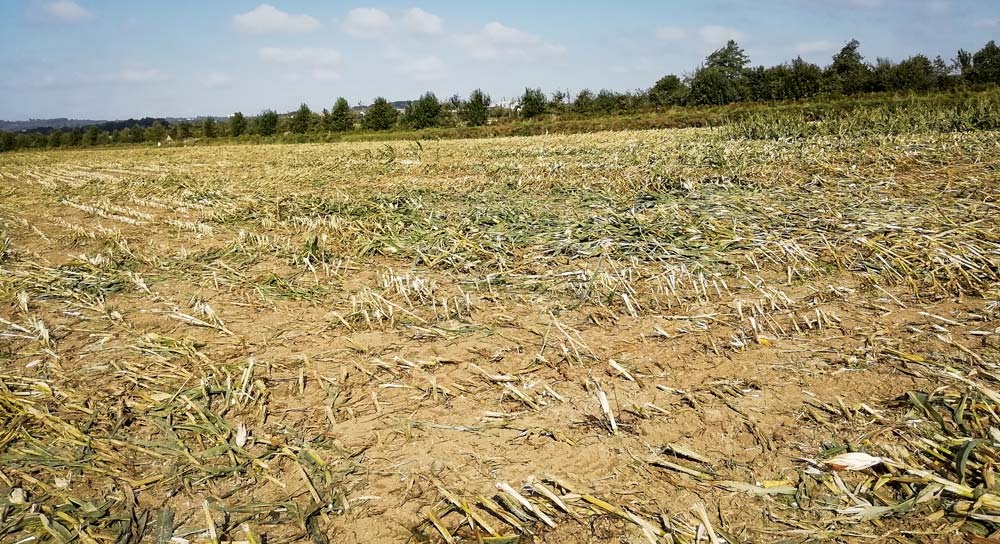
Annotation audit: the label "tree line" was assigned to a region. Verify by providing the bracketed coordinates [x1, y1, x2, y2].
[2, 38, 998, 153]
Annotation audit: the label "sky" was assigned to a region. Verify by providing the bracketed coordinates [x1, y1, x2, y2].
[1, 0, 998, 120]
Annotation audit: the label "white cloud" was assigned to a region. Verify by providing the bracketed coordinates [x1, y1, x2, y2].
[311, 68, 340, 81]
[481, 21, 539, 44]
[697, 25, 743, 48]
[42, 1, 93, 23]
[655, 26, 688, 41]
[203, 73, 231, 89]
[259, 47, 342, 66]
[452, 22, 565, 61]
[974, 18, 1000, 28]
[397, 56, 446, 81]
[403, 8, 443, 35]
[793, 40, 837, 55]
[233, 4, 320, 34]
[119, 68, 168, 83]
[343, 7, 392, 37]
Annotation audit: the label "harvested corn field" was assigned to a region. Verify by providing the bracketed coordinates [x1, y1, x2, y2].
[1, 126, 999, 543]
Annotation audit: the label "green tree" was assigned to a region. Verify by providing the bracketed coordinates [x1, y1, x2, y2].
[462, 89, 491, 127]
[785, 57, 823, 99]
[47, 130, 63, 148]
[402, 92, 443, 129]
[824, 39, 872, 94]
[64, 129, 81, 147]
[329, 97, 355, 132]
[687, 40, 751, 105]
[969, 40, 1000, 85]
[886, 55, 936, 92]
[177, 122, 193, 139]
[290, 103, 313, 134]
[549, 90, 569, 112]
[257, 110, 279, 136]
[593, 89, 620, 114]
[0, 132, 15, 153]
[955, 49, 974, 78]
[362, 97, 399, 131]
[230, 112, 247, 137]
[146, 121, 168, 142]
[83, 126, 99, 146]
[128, 125, 146, 143]
[574, 89, 595, 113]
[202, 117, 217, 138]
[747, 65, 787, 101]
[650, 75, 686, 106]
[706, 40, 750, 73]
[519, 88, 546, 118]
[687, 66, 748, 105]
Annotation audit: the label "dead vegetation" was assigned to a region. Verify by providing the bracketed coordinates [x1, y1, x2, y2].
[0, 124, 998, 543]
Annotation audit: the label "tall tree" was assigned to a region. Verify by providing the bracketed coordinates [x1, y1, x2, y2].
[202, 117, 217, 138]
[785, 57, 823, 99]
[83, 126, 100, 146]
[969, 40, 1000, 85]
[290, 103, 313, 134]
[147, 121, 168, 141]
[825, 39, 872, 94]
[257, 110, 279, 136]
[519, 88, 546, 118]
[230, 112, 247, 137]
[462, 89, 491, 127]
[363, 97, 399, 131]
[574, 89, 595, 113]
[706, 40, 750, 73]
[402, 92, 443, 129]
[329, 97, 355, 132]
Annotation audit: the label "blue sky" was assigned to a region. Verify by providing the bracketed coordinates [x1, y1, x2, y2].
[1, 0, 998, 120]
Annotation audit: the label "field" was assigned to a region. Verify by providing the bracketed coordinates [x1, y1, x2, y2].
[1, 122, 999, 543]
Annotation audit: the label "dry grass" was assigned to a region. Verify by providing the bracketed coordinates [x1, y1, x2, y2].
[0, 124, 998, 543]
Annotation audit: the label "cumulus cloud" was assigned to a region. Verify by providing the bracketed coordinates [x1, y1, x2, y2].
[41, 1, 93, 23]
[793, 40, 837, 54]
[259, 47, 342, 66]
[119, 68, 168, 83]
[655, 26, 688, 41]
[403, 7, 443, 34]
[452, 22, 566, 61]
[343, 7, 392, 37]
[233, 4, 320, 33]
[397, 55, 446, 81]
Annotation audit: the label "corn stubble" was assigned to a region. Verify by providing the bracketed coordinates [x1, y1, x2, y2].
[0, 103, 999, 543]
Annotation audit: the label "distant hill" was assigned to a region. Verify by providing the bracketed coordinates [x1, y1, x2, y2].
[0, 117, 225, 134]
[0, 118, 106, 132]
[1, 103, 420, 133]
